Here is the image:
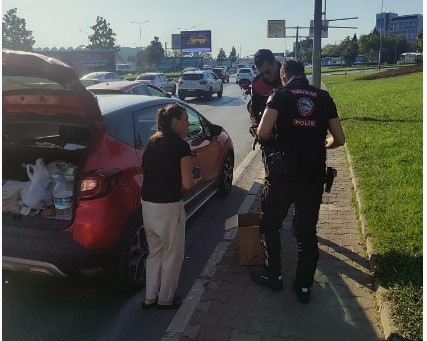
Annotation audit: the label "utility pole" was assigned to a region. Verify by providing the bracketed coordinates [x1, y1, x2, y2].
[131, 20, 149, 49]
[283, 26, 310, 60]
[311, 0, 357, 88]
[312, 0, 322, 88]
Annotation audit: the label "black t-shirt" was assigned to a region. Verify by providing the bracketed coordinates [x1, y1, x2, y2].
[266, 77, 339, 179]
[141, 134, 191, 203]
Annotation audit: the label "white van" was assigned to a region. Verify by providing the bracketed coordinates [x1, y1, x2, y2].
[116, 63, 136, 75]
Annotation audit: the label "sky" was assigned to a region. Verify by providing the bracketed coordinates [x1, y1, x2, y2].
[1, 0, 423, 57]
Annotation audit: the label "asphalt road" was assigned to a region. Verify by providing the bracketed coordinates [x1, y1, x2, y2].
[2, 79, 264, 341]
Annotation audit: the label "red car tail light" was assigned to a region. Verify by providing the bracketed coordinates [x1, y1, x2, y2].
[199, 80, 207, 85]
[77, 168, 122, 200]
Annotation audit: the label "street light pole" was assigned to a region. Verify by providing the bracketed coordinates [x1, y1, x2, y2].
[131, 20, 149, 49]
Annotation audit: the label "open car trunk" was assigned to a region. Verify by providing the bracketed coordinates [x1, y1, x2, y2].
[3, 118, 94, 229]
[2, 49, 104, 229]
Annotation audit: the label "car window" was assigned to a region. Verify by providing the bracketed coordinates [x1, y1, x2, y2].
[185, 107, 205, 139]
[239, 69, 251, 74]
[147, 86, 165, 97]
[132, 106, 160, 149]
[117, 113, 135, 147]
[3, 76, 69, 91]
[105, 73, 114, 80]
[130, 85, 150, 95]
[138, 75, 155, 81]
[181, 74, 203, 80]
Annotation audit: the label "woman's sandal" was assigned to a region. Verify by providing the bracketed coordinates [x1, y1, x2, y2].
[157, 296, 183, 310]
[141, 299, 157, 310]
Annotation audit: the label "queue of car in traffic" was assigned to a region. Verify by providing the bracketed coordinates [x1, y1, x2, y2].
[79, 64, 256, 100]
[2, 49, 260, 291]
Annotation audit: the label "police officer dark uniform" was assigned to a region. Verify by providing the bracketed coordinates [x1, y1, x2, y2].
[251, 60, 345, 304]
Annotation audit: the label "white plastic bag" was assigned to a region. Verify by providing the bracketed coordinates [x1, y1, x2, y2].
[2, 180, 31, 210]
[21, 158, 53, 209]
[46, 160, 75, 176]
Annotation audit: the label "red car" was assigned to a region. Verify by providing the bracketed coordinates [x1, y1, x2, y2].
[212, 67, 230, 83]
[2, 50, 234, 291]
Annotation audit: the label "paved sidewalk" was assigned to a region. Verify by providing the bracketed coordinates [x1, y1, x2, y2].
[162, 146, 382, 341]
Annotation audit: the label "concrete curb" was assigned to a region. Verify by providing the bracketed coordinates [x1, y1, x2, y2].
[161, 181, 262, 341]
[344, 145, 399, 341]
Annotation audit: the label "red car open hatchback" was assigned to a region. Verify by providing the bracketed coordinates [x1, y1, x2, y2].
[2, 50, 234, 291]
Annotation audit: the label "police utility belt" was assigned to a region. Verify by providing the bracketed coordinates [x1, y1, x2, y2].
[265, 150, 337, 192]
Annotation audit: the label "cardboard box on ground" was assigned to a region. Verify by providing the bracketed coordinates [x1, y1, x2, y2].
[225, 213, 265, 266]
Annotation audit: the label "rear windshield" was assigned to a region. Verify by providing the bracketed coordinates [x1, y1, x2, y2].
[137, 75, 155, 81]
[239, 69, 251, 73]
[181, 74, 203, 80]
[81, 73, 101, 80]
[3, 76, 68, 91]
[212, 68, 222, 73]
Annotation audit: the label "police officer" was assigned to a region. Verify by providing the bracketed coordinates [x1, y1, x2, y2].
[251, 60, 345, 304]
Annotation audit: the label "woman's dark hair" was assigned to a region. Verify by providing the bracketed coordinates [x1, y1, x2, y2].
[254, 49, 275, 67]
[150, 103, 186, 141]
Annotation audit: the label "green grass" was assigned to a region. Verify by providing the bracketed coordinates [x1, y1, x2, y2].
[323, 72, 423, 341]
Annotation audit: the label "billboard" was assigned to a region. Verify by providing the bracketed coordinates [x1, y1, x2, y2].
[171, 34, 181, 50]
[180, 30, 211, 53]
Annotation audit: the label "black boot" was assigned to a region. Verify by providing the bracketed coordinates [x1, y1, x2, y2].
[251, 268, 283, 291]
[293, 281, 312, 304]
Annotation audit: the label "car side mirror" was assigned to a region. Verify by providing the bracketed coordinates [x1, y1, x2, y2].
[166, 92, 172, 98]
[210, 124, 222, 137]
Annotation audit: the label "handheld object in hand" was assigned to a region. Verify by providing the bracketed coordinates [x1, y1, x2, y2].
[192, 167, 201, 179]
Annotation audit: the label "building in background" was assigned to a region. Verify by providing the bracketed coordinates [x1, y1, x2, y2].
[376, 12, 423, 42]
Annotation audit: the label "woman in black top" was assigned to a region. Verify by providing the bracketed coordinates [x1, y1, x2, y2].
[141, 103, 196, 310]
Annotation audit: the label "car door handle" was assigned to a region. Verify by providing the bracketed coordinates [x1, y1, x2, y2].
[191, 151, 199, 157]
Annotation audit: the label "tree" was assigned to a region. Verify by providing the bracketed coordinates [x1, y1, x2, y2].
[341, 34, 358, 66]
[2, 8, 35, 51]
[201, 53, 213, 66]
[298, 37, 313, 63]
[358, 29, 380, 56]
[381, 33, 408, 64]
[216, 48, 226, 65]
[87, 16, 119, 51]
[145, 36, 165, 71]
[228, 46, 237, 64]
[321, 43, 342, 57]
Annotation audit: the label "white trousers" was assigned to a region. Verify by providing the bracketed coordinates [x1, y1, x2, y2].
[141, 200, 185, 303]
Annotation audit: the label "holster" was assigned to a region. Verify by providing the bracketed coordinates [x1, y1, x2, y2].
[265, 151, 290, 177]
